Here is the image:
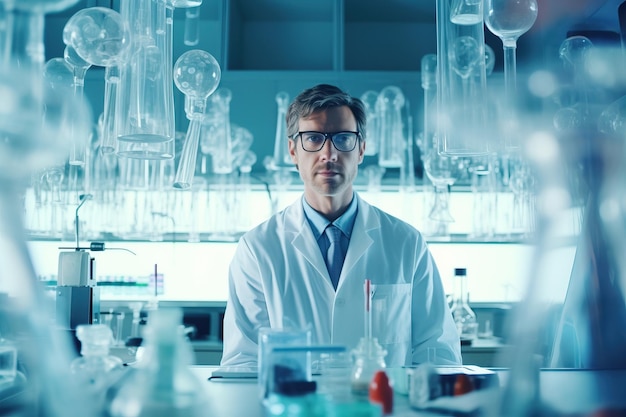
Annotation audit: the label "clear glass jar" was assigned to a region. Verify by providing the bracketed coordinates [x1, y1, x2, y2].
[350, 337, 387, 398]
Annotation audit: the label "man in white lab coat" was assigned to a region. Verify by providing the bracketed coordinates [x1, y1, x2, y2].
[221, 84, 461, 367]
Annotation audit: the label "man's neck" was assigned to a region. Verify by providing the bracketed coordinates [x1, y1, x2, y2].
[304, 190, 353, 222]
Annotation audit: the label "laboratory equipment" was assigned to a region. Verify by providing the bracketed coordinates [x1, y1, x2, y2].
[209, 87, 233, 174]
[62, 6, 130, 154]
[55, 195, 101, 352]
[485, 0, 538, 150]
[183, 5, 201, 46]
[270, 91, 293, 169]
[70, 324, 125, 410]
[62, 45, 92, 166]
[376, 85, 405, 168]
[115, 0, 175, 160]
[435, 0, 490, 155]
[258, 327, 311, 399]
[449, 268, 478, 344]
[351, 280, 387, 398]
[360, 90, 379, 156]
[107, 308, 206, 417]
[172, 49, 221, 189]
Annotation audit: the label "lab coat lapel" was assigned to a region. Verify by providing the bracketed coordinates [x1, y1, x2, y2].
[337, 196, 378, 290]
[288, 199, 329, 280]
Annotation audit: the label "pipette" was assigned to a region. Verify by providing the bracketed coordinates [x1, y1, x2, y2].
[364, 278, 372, 342]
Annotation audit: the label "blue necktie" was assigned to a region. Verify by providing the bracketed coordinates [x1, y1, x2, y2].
[326, 225, 343, 290]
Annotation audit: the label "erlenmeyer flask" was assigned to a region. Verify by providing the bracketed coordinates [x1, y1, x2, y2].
[116, 0, 175, 160]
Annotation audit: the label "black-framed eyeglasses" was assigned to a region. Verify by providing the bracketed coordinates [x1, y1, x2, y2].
[292, 131, 361, 152]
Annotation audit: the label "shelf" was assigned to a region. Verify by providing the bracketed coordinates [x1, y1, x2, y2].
[226, 0, 336, 70]
[343, 0, 436, 71]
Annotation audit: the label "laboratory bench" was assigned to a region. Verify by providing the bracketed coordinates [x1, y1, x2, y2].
[99, 299, 513, 367]
[186, 366, 626, 416]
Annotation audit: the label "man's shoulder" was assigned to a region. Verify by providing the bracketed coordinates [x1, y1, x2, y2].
[360, 198, 419, 233]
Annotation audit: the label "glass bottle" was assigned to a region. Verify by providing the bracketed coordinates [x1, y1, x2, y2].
[350, 337, 387, 399]
[107, 308, 206, 417]
[450, 268, 478, 343]
[70, 324, 125, 409]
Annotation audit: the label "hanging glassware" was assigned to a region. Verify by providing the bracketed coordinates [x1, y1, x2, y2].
[62, 6, 131, 155]
[485, 0, 538, 151]
[172, 49, 221, 189]
[115, 0, 176, 160]
[435, 0, 491, 155]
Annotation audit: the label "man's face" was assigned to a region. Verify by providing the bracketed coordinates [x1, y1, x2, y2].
[288, 106, 365, 200]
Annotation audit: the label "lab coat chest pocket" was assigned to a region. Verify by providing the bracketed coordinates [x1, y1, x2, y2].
[371, 283, 411, 344]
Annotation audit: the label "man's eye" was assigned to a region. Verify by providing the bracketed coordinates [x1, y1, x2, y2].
[304, 134, 324, 143]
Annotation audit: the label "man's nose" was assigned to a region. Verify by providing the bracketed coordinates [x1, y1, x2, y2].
[320, 138, 338, 160]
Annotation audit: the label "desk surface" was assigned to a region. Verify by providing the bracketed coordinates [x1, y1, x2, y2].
[191, 366, 447, 417]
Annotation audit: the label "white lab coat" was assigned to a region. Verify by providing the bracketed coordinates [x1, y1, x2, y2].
[221, 194, 462, 367]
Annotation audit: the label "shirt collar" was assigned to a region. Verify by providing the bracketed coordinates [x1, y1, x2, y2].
[302, 194, 358, 240]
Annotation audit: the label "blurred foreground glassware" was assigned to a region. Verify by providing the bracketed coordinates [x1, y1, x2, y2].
[436, 0, 490, 155]
[70, 324, 125, 409]
[172, 49, 221, 189]
[485, 0, 538, 150]
[490, 32, 626, 417]
[107, 308, 206, 417]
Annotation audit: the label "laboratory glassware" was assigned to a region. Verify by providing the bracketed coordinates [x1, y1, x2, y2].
[376, 85, 405, 168]
[423, 148, 460, 225]
[449, 268, 478, 343]
[116, 0, 175, 160]
[435, 0, 490, 155]
[351, 280, 387, 398]
[470, 157, 498, 238]
[209, 87, 234, 175]
[183, 5, 201, 46]
[360, 90, 379, 156]
[63, 6, 131, 155]
[70, 324, 124, 408]
[485, 0, 538, 150]
[270, 91, 293, 169]
[172, 49, 221, 189]
[63, 45, 92, 166]
[107, 308, 206, 417]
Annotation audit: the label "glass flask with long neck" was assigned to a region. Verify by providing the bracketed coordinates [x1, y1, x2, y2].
[376, 85, 405, 168]
[172, 49, 221, 189]
[484, 0, 538, 150]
